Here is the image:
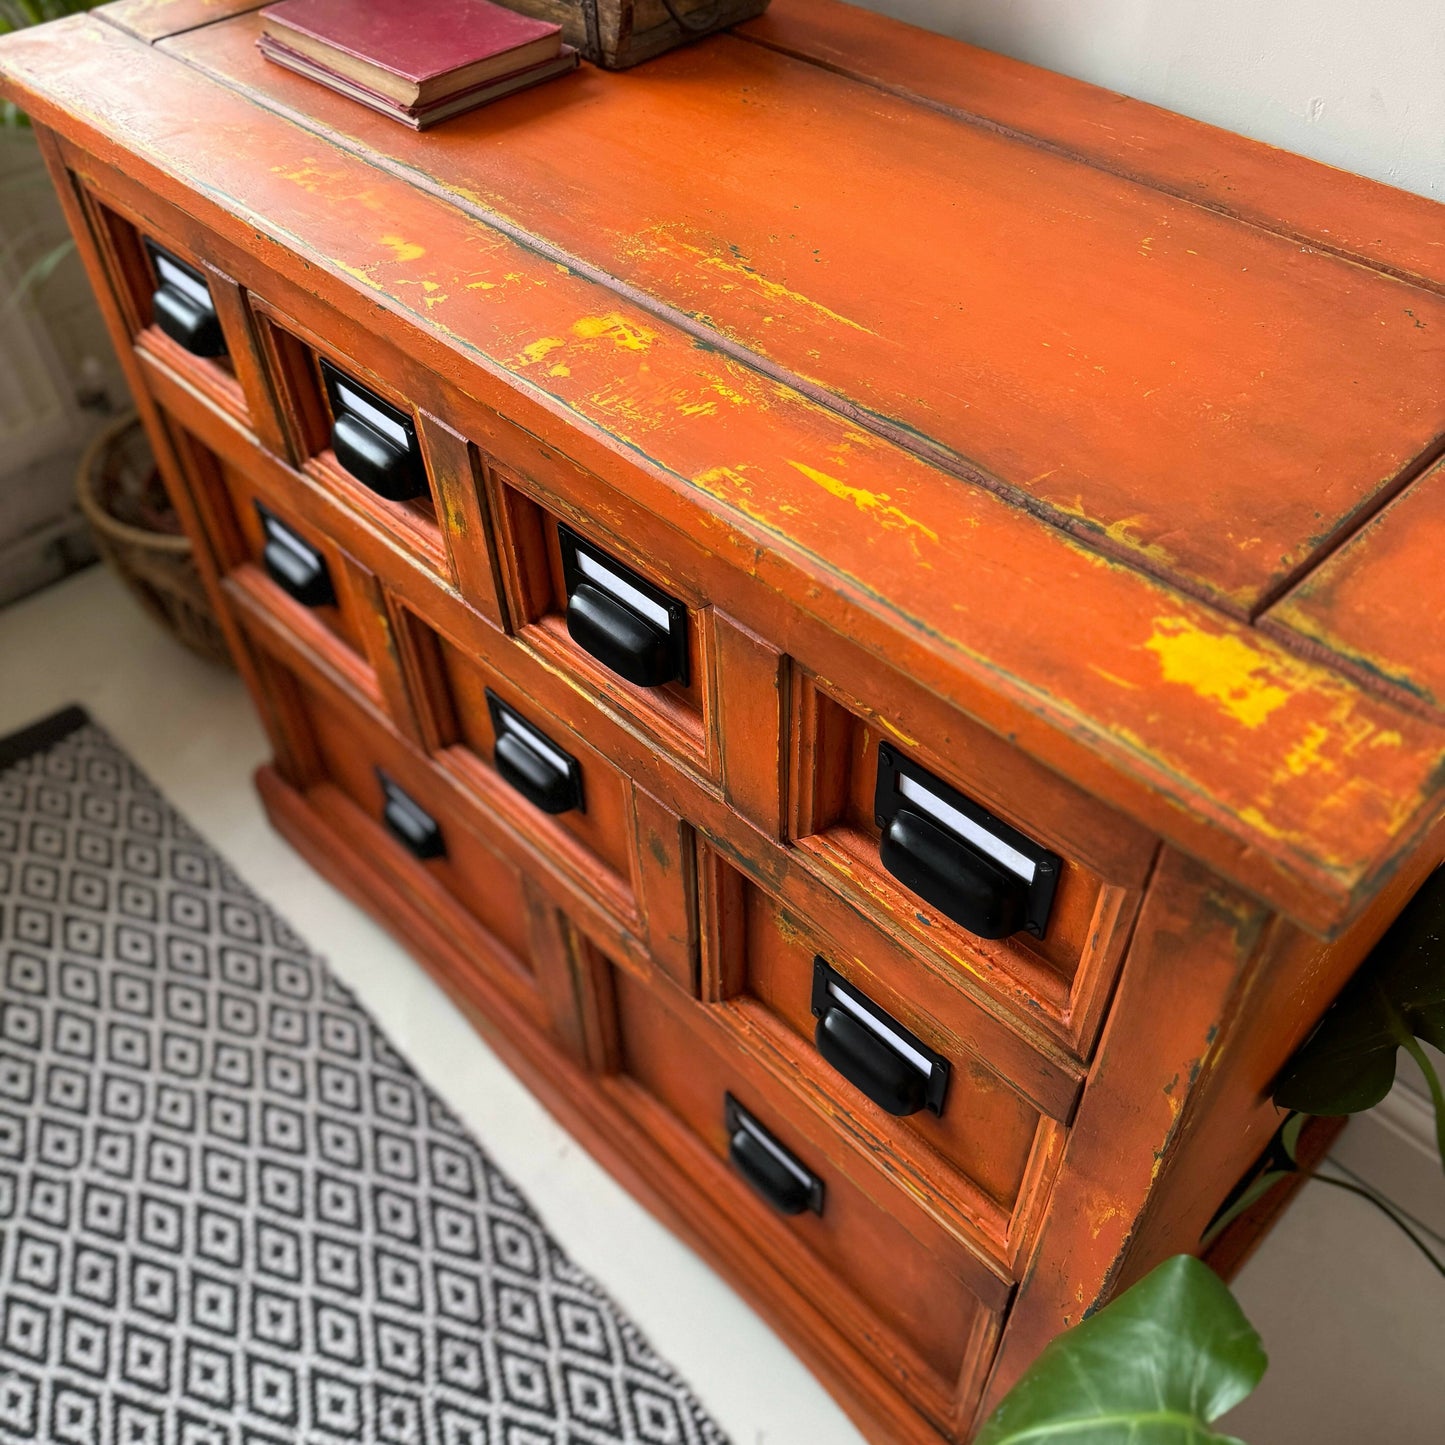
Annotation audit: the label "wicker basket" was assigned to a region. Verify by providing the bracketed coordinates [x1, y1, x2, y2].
[76, 414, 232, 667]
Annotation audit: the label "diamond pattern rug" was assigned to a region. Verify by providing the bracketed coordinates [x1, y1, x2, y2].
[0, 706, 729, 1445]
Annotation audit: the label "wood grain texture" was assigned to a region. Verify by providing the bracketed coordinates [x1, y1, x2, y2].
[166, 10, 1445, 616]
[977, 849, 1274, 1420]
[98, 0, 267, 44]
[1265, 457, 1445, 720]
[3, 14, 1443, 933]
[11, 8, 1445, 1439]
[737, 0, 1445, 296]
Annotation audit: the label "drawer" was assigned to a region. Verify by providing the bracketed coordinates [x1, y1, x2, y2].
[78, 185, 253, 425]
[702, 854, 1064, 1245]
[250, 299, 451, 578]
[605, 961, 1008, 1405]
[273, 657, 548, 1027]
[216, 456, 372, 664]
[156, 416, 386, 696]
[399, 610, 640, 916]
[789, 670, 1156, 1054]
[485, 462, 717, 774]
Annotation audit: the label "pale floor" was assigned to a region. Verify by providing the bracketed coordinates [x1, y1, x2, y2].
[1, 566, 1441, 1444]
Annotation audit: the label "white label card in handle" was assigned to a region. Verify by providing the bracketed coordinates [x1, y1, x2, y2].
[896, 773, 1037, 882]
[572, 550, 673, 631]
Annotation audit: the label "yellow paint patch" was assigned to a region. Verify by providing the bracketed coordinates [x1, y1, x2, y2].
[269, 159, 337, 193]
[571, 313, 656, 352]
[1089, 1200, 1128, 1240]
[621, 224, 873, 334]
[515, 336, 565, 366]
[786, 460, 939, 545]
[1144, 617, 1292, 729]
[695, 254, 872, 334]
[378, 234, 426, 263]
[770, 910, 808, 947]
[693, 464, 755, 497]
[548, 362, 571, 378]
[706, 381, 752, 408]
[1280, 723, 1335, 779]
[1049, 496, 1179, 573]
[1105, 514, 1151, 546]
[1089, 666, 1141, 692]
[333, 260, 377, 286]
[875, 715, 920, 748]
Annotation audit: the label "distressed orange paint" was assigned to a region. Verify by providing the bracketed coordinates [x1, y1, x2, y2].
[1266, 457, 1445, 720]
[7, 7, 1445, 1441]
[159, 8, 1445, 615]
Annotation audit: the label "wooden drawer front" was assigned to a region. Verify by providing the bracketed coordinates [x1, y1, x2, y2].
[609, 963, 1006, 1408]
[486, 462, 718, 776]
[791, 670, 1156, 1054]
[150, 413, 394, 714]
[405, 620, 639, 909]
[277, 660, 546, 1023]
[250, 299, 452, 578]
[707, 859, 1058, 1244]
[212, 455, 371, 665]
[81, 187, 252, 424]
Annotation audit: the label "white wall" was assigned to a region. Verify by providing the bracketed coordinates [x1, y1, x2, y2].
[853, 0, 1445, 200]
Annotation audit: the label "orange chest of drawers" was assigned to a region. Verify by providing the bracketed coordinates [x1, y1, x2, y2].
[5, 0, 1445, 1439]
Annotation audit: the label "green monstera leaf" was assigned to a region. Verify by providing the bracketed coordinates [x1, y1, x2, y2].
[977, 1255, 1266, 1445]
[1274, 864, 1445, 1168]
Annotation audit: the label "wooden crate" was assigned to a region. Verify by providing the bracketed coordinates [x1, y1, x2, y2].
[507, 0, 771, 68]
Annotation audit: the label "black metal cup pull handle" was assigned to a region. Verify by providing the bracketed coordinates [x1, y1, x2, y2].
[556, 524, 688, 688]
[320, 359, 427, 502]
[485, 690, 584, 816]
[152, 286, 226, 357]
[873, 745, 1060, 941]
[724, 1095, 824, 1217]
[565, 582, 677, 687]
[815, 1008, 927, 1117]
[810, 958, 950, 1118]
[880, 807, 1029, 941]
[330, 412, 427, 502]
[378, 773, 445, 861]
[147, 243, 226, 358]
[495, 731, 581, 815]
[258, 508, 335, 609]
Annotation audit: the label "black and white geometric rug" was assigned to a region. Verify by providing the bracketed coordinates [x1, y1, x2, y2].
[0, 706, 729, 1445]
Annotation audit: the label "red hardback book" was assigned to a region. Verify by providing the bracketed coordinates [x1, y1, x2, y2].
[257, 34, 578, 128]
[258, 0, 563, 107]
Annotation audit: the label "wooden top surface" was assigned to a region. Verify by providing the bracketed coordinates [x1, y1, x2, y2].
[1266, 457, 1445, 719]
[166, 7, 1445, 618]
[5, 0, 1445, 933]
[100, 0, 265, 44]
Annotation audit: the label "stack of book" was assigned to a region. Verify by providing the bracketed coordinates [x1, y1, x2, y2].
[257, 0, 578, 129]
